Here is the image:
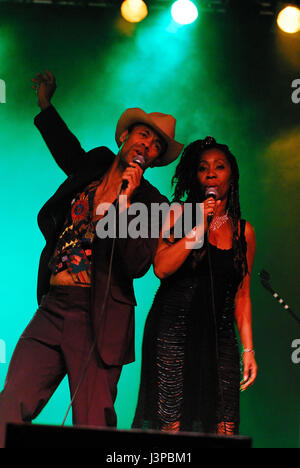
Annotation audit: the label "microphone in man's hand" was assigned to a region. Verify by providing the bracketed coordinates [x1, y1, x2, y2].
[121, 155, 146, 191]
[205, 187, 219, 224]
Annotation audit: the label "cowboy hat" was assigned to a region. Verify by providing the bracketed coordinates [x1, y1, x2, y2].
[115, 108, 184, 166]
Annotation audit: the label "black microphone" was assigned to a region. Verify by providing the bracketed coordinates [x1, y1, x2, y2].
[205, 187, 219, 225]
[121, 155, 146, 191]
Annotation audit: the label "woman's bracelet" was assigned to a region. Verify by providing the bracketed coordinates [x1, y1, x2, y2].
[242, 348, 255, 355]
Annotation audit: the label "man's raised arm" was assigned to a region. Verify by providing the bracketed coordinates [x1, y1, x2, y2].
[32, 70, 86, 175]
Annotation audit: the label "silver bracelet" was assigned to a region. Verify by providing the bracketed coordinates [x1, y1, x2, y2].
[243, 348, 255, 355]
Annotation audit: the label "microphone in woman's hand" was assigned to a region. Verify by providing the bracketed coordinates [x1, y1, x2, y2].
[205, 187, 219, 224]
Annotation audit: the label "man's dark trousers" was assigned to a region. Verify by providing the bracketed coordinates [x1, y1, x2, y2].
[0, 286, 122, 448]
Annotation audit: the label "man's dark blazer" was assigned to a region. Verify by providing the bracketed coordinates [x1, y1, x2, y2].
[34, 105, 169, 367]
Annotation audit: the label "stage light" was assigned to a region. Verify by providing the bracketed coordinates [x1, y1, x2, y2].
[171, 0, 199, 25]
[277, 5, 300, 34]
[121, 0, 148, 23]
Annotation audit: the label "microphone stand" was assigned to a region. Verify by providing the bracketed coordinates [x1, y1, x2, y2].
[259, 270, 300, 325]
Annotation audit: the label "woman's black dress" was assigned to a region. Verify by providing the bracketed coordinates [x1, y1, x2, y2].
[132, 220, 247, 435]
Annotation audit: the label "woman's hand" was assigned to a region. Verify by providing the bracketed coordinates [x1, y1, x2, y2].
[240, 351, 258, 392]
[203, 197, 221, 232]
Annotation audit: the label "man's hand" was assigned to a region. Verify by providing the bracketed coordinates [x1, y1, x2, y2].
[32, 70, 56, 110]
[119, 162, 144, 211]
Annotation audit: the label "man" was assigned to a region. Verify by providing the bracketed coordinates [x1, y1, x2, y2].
[0, 71, 184, 447]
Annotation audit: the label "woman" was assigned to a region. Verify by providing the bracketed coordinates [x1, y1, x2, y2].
[132, 137, 257, 435]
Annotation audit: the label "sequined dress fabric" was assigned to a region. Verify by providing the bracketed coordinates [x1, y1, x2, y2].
[132, 221, 247, 435]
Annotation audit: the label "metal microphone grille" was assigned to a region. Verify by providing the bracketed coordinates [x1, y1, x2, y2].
[205, 187, 218, 199]
[133, 155, 146, 170]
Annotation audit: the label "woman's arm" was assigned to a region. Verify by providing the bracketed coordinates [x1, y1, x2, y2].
[153, 199, 216, 279]
[153, 207, 197, 279]
[235, 221, 258, 391]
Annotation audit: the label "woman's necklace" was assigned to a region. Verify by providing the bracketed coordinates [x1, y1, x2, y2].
[209, 211, 229, 231]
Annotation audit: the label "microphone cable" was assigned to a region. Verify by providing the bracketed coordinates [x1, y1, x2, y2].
[206, 220, 227, 435]
[61, 186, 123, 427]
[61, 156, 146, 426]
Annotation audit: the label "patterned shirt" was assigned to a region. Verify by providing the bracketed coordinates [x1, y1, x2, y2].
[48, 180, 100, 285]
